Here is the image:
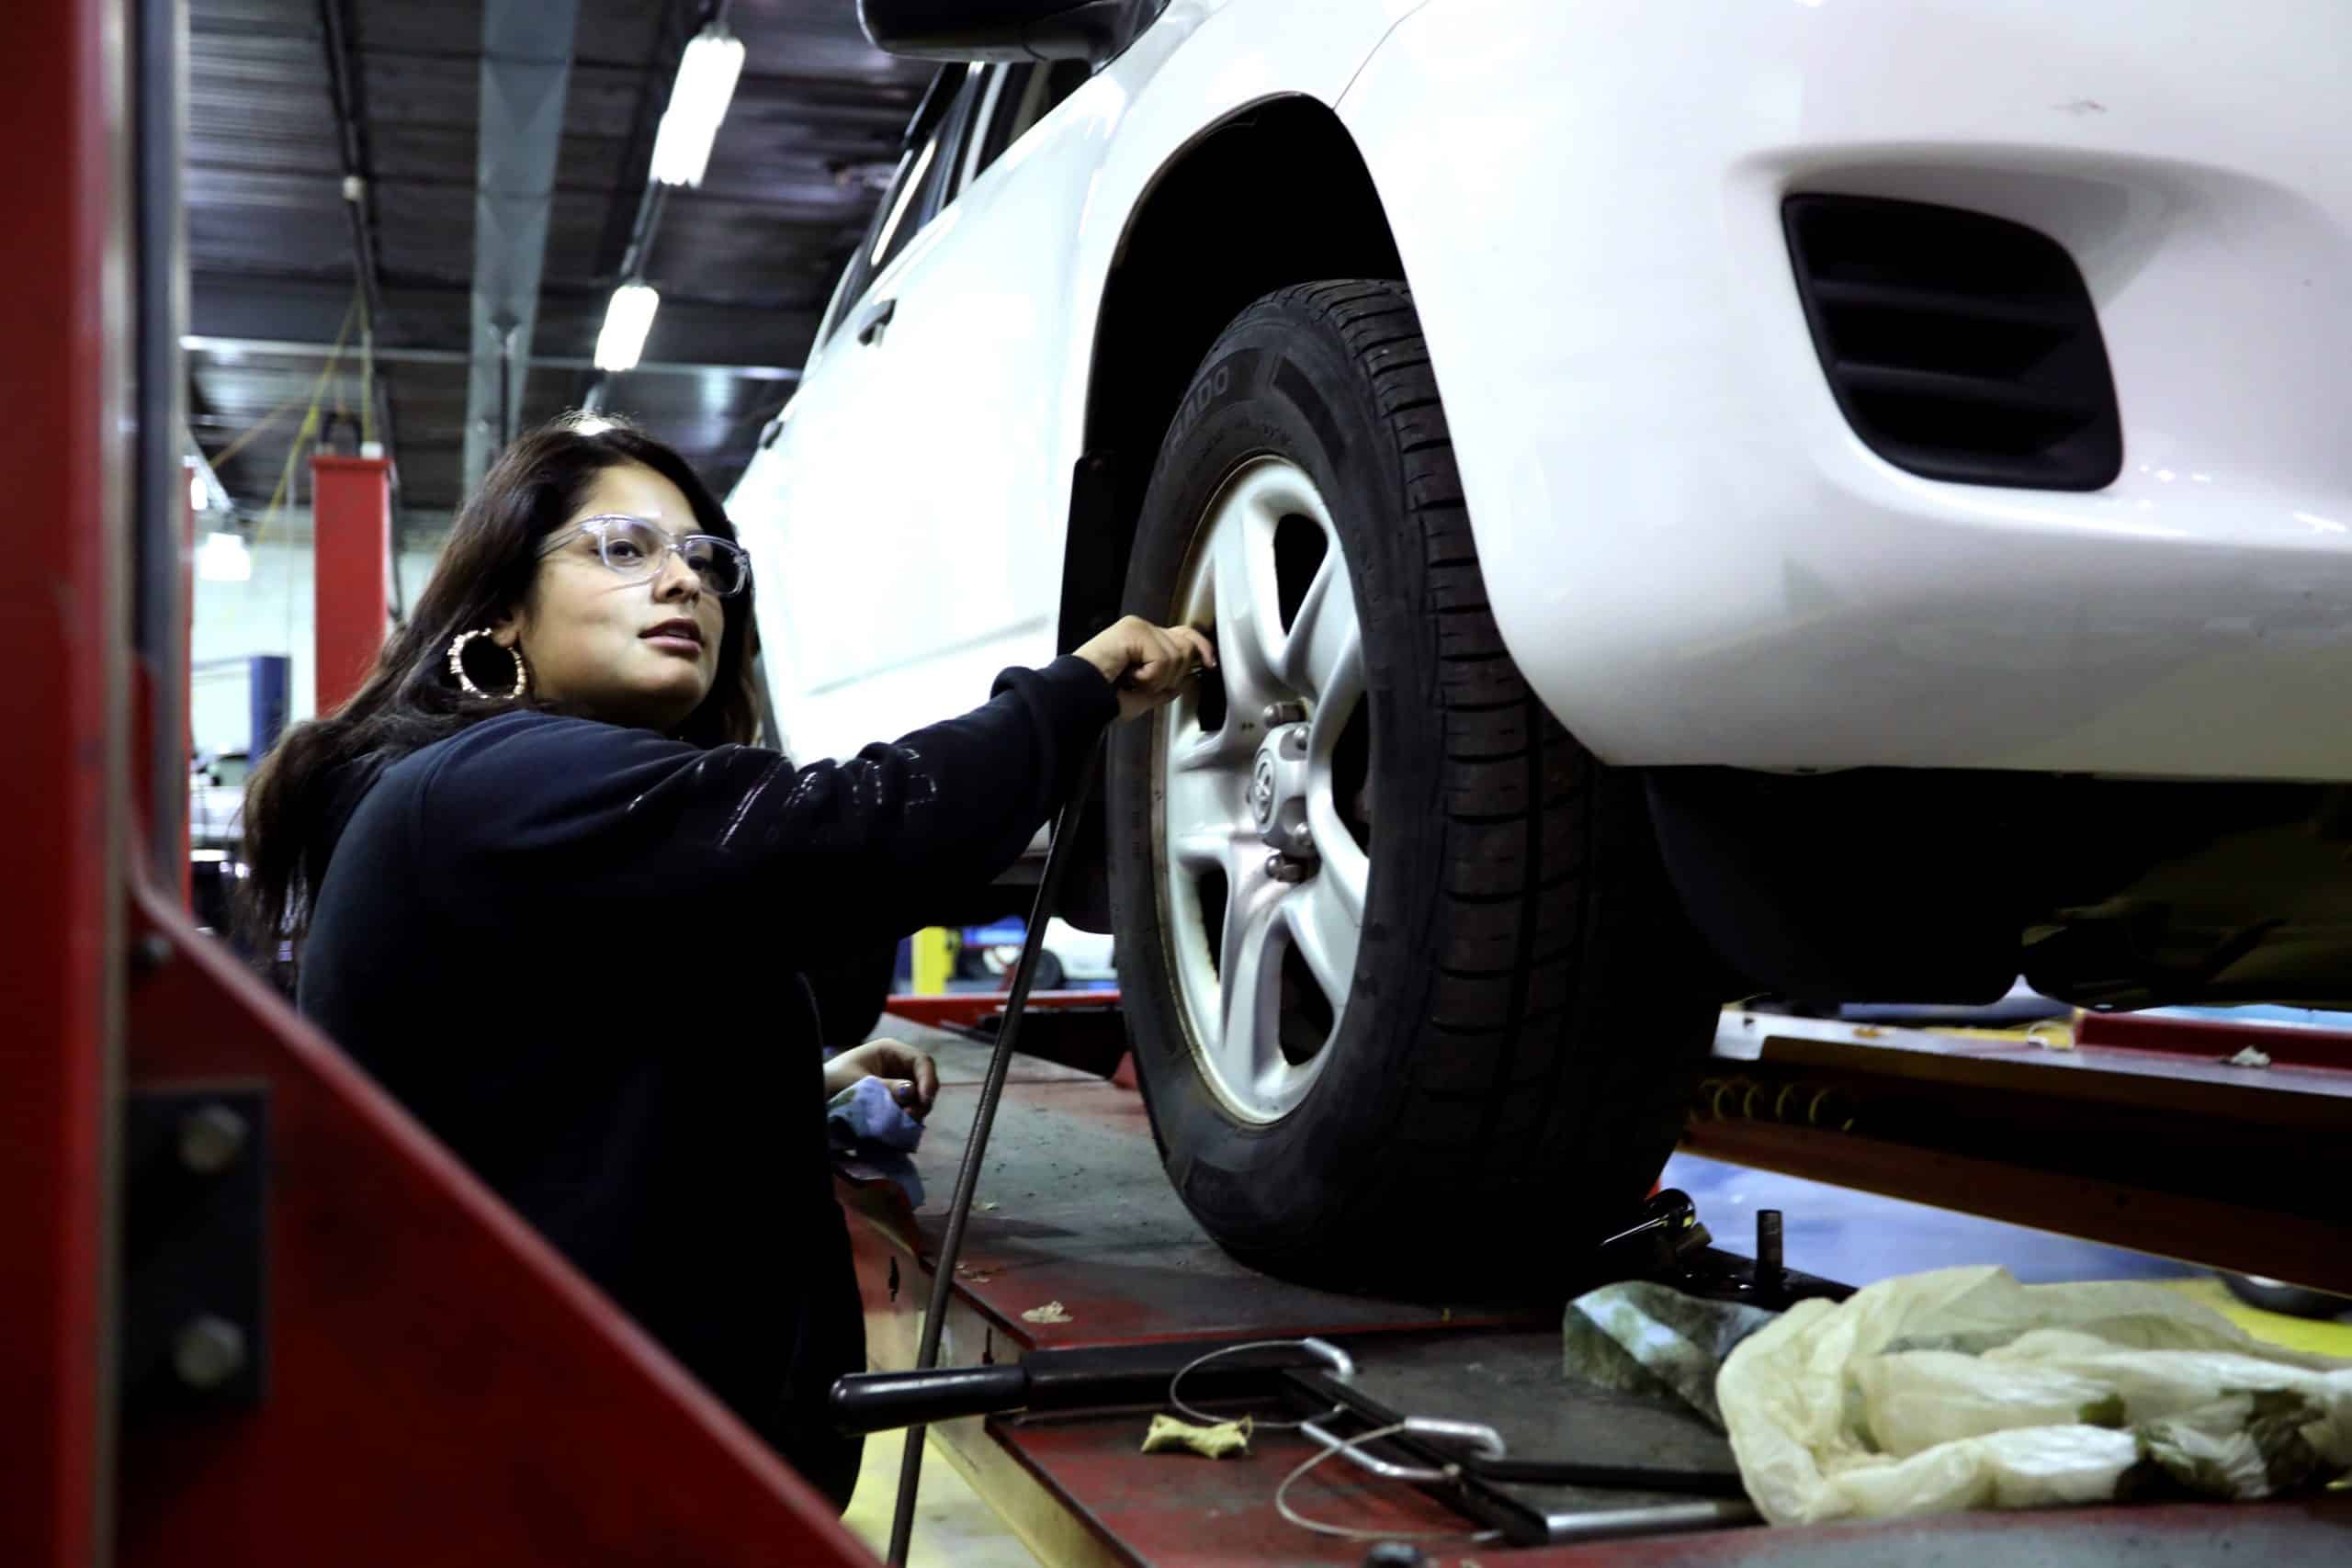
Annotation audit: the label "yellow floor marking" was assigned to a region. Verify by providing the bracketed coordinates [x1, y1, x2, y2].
[2155, 1276, 2352, 1359]
[842, 1427, 1044, 1568]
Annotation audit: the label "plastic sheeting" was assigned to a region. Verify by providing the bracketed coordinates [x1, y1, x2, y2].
[1717, 1266, 2352, 1525]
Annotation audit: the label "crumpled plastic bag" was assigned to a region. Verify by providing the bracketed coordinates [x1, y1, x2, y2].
[1717, 1266, 2352, 1526]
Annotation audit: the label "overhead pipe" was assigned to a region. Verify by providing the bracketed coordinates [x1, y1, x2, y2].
[460, 0, 584, 490]
[182, 334, 800, 381]
[314, 0, 413, 620]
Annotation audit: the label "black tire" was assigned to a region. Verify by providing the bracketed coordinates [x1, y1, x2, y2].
[1107, 280, 1719, 1296]
[2220, 1272, 2349, 1320]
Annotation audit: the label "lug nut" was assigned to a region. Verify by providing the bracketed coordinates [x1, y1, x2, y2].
[1265, 853, 1309, 884]
[1261, 702, 1306, 728]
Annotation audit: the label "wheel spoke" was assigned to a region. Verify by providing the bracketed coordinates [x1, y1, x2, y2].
[1167, 761, 1244, 869]
[1306, 639, 1369, 921]
[1169, 714, 1251, 775]
[1166, 722, 1250, 869]
[1283, 875, 1360, 1015]
[1216, 876, 1286, 1098]
[1307, 636, 1363, 744]
[1210, 495, 1285, 714]
[1313, 813, 1370, 924]
[1277, 551, 1360, 705]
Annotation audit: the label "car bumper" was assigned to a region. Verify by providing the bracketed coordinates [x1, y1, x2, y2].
[1343, 0, 2352, 778]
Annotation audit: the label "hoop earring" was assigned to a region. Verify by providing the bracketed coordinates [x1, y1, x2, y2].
[447, 628, 529, 700]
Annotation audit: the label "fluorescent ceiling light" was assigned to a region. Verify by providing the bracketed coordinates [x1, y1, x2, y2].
[649, 26, 746, 188]
[594, 283, 661, 373]
[198, 530, 251, 583]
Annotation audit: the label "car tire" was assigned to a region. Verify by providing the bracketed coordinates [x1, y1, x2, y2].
[1005, 947, 1068, 992]
[1106, 280, 1720, 1295]
[2219, 1271, 2349, 1320]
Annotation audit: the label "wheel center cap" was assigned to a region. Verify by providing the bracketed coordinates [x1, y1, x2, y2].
[1250, 723, 1316, 858]
[1250, 753, 1278, 829]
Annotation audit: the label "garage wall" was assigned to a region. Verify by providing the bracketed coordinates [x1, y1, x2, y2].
[191, 527, 445, 757]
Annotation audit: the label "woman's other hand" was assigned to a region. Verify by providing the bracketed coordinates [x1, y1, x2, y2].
[1074, 615, 1216, 722]
[823, 1038, 940, 1119]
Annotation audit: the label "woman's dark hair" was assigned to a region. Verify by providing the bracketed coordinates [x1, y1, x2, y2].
[236, 412, 762, 967]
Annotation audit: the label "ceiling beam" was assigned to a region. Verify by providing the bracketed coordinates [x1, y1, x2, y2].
[185, 334, 800, 381]
[462, 0, 583, 491]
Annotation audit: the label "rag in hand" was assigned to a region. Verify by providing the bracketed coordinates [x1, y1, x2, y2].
[825, 1073, 927, 1206]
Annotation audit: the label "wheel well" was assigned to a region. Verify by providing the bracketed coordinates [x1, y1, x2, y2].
[1052, 97, 1403, 932]
[1057, 96, 1405, 655]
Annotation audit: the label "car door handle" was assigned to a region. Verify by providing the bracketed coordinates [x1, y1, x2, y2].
[856, 298, 897, 346]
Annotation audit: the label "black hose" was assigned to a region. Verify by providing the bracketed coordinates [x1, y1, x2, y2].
[886, 738, 1105, 1566]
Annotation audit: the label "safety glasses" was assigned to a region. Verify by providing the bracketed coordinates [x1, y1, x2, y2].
[539, 513, 752, 597]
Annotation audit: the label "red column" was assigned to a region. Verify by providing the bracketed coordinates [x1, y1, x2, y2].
[310, 454, 390, 716]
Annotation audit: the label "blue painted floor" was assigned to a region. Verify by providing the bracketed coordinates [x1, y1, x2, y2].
[1659, 1153, 2202, 1288]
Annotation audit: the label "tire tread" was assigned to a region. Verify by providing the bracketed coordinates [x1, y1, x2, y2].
[1121, 278, 1716, 1294]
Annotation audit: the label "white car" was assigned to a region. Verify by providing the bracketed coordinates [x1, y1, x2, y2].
[964, 919, 1119, 991]
[729, 0, 2352, 1291]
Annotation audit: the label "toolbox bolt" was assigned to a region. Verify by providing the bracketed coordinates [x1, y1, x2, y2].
[178, 1103, 249, 1175]
[1261, 702, 1306, 728]
[173, 1315, 246, 1390]
[131, 932, 173, 974]
[1265, 853, 1309, 885]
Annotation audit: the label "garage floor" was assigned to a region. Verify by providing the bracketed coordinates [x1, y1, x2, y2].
[841, 1028, 2348, 1563]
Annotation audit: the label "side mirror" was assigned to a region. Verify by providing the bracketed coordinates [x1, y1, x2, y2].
[858, 0, 1154, 64]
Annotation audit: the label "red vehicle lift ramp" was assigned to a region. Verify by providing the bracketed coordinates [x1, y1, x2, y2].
[0, 0, 123, 1557]
[116, 894, 877, 1567]
[1, 4, 874, 1562]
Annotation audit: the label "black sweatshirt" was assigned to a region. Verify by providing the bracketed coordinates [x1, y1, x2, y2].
[297, 656, 1117, 1508]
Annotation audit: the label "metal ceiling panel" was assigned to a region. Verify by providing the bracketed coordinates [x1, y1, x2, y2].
[188, 0, 924, 536]
[352, 0, 489, 56]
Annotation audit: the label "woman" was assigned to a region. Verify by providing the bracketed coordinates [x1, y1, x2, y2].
[239, 412, 1211, 1508]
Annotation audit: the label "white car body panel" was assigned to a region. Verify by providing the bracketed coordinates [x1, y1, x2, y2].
[735, 0, 2352, 781]
[1342, 0, 2352, 778]
[733, 0, 1423, 761]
